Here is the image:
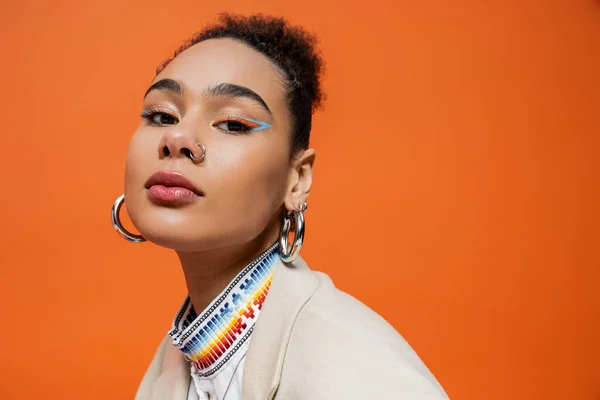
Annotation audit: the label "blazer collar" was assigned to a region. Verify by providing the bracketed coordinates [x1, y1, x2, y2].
[242, 255, 320, 399]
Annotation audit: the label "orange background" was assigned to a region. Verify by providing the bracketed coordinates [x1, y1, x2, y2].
[0, 1, 598, 399]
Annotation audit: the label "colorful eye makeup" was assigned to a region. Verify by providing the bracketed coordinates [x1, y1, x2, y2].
[140, 108, 272, 133]
[141, 106, 177, 117]
[213, 115, 272, 134]
[212, 115, 272, 133]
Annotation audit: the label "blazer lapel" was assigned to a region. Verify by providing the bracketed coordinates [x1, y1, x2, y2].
[136, 335, 191, 400]
[242, 256, 320, 399]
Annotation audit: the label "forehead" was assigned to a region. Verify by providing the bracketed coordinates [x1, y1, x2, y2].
[154, 38, 287, 110]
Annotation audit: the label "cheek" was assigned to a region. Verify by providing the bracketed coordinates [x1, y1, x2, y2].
[123, 129, 158, 223]
[209, 136, 289, 229]
[125, 129, 157, 186]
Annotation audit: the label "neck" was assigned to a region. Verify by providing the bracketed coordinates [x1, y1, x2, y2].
[176, 218, 280, 313]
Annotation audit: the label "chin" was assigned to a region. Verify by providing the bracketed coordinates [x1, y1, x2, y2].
[135, 216, 246, 253]
[140, 227, 219, 253]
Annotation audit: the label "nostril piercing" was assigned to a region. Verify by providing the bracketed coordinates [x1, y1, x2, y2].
[189, 143, 206, 162]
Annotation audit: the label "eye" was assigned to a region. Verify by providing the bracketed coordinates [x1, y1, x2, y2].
[141, 108, 179, 126]
[215, 120, 252, 133]
[212, 115, 271, 134]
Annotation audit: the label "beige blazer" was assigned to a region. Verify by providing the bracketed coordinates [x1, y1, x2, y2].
[136, 256, 449, 399]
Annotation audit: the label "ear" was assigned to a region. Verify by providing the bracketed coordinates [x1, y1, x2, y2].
[284, 148, 316, 212]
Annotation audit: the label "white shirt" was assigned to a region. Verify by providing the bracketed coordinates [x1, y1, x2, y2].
[186, 346, 247, 399]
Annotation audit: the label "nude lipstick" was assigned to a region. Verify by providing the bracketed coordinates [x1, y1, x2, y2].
[145, 171, 204, 206]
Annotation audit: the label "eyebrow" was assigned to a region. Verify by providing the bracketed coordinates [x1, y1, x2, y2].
[143, 79, 272, 116]
[204, 83, 272, 115]
[144, 78, 183, 98]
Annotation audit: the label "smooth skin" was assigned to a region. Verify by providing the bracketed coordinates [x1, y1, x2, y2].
[124, 38, 315, 312]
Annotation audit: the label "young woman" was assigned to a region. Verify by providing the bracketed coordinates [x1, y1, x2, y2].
[112, 13, 449, 400]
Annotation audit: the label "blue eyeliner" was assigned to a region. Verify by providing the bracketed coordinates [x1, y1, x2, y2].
[243, 116, 272, 131]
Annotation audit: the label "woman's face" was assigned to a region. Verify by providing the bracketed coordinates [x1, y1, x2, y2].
[124, 38, 304, 252]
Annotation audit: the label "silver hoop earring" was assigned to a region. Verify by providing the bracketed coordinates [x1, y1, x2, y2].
[279, 205, 306, 263]
[111, 194, 146, 243]
[189, 143, 206, 162]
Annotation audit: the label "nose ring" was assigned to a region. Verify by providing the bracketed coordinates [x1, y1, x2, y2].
[189, 143, 206, 162]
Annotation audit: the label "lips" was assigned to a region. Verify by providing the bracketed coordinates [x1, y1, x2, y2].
[144, 170, 204, 206]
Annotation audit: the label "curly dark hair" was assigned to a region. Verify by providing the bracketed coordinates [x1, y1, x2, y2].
[156, 13, 325, 156]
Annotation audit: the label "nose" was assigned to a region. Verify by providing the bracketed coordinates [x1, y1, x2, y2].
[158, 127, 205, 162]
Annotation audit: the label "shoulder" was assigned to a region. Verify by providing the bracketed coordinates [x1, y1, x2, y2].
[278, 268, 449, 399]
